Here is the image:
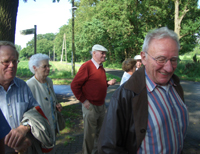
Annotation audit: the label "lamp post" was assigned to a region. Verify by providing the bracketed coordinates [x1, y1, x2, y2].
[71, 1, 77, 76]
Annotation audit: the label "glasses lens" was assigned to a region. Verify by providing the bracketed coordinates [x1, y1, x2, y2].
[41, 65, 51, 68]
[156, 57, 166, 65]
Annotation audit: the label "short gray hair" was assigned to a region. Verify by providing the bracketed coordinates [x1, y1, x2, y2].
[29, 53, 50, 74]
[0, 41, 19, 59]
[142, 27, 180, 53]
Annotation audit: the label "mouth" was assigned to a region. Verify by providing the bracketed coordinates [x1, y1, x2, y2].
[159, 71, 168, 76]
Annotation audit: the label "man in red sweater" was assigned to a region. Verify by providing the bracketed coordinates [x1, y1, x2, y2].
[71, 44, 116, 154]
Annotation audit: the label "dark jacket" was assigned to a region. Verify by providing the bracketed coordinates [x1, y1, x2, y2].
[98, 66, 184, 154]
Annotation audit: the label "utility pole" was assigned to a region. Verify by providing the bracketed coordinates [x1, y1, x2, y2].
[61, 33, 67, 62]
[72, 0, 76, 76]
[34, 25, 37, 54]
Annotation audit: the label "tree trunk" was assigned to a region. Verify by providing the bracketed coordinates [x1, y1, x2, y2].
[0, 0, 19, 43]
[174, 0, 189, 39]
[174, 0, 180, 38]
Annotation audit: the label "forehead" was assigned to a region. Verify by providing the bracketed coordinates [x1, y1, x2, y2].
[0, 45, 17, 59]
[39, 59, 49, 65]
[148, 37, 179, 55]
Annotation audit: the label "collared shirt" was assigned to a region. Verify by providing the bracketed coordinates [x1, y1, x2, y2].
[0, 77, 39, 129]
[120, 72, 131, 86]
[91, 58, 103, 69]
[138, 71, 188, 154]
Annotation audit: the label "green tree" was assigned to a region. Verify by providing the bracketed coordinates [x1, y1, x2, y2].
[20, 33, 56, 59]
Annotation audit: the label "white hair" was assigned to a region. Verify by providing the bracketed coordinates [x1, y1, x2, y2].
[142, 27, 180, 53]
[29, 53, 50, 74]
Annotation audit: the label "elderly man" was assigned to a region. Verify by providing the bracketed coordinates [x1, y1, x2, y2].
[71, 44, 116, 154]
[0, 41, 41, 154]
[98, 27, 188, 154]
[134, 55, 142, 70]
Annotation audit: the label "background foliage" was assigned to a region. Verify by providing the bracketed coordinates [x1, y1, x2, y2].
[18, 0, 200, 65]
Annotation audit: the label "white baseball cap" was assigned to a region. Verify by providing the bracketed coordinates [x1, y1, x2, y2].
[92, 44, 108, 52]
[134, 55, 141, 60]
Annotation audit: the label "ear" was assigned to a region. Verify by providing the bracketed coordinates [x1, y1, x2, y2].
[33, 65, 37, 72]
[141, 52, 147, 66]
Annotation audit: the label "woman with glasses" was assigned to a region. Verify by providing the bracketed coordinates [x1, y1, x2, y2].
[26, 53, 62, 154]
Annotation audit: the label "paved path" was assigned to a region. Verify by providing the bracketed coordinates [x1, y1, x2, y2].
[54, 69, 200, 154]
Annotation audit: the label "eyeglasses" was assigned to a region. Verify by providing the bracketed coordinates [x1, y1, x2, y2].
[146, 52, 180, 66]
[0, 60, 20, 66]
[39, 65, 52, 69]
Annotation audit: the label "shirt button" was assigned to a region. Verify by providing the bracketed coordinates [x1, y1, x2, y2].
[8, 103, 10, 106]
[10, 115, 12, 117]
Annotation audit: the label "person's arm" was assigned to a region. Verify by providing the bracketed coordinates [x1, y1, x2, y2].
[71, 64, 89, 103]
[98, 87, 135, 154]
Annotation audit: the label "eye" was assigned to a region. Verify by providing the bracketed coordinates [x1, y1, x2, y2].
[156, 56, 166, 62]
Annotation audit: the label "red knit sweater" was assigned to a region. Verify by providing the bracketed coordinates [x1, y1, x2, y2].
[71, 60, 107, 106]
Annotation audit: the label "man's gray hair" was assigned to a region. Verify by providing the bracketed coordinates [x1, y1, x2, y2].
[29, 53, 50, 74]
[142, 27, 180, 53]
[0, 41, 19, 59]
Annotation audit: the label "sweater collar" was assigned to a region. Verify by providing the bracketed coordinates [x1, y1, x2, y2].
[91, 58, 103, 69]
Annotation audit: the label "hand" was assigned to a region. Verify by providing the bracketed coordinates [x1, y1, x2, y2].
[108, 79, 117, 86]
[5, 125, 31, 151]
[83, 100, 90, 109]
[14, 137, 31, 153]
[56, 103, 62, 112]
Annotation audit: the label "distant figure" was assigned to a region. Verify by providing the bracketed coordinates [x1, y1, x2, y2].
[98, 27, 188, 153]
[134, 55, 142, 70]
[120, 58, 136, 85]
[71, 44, 116, 154]
[0, 109, 11, 154]
[27, 53, 63, 154]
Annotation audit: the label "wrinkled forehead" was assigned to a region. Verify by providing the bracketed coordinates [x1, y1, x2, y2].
[0, 45, 18, 58]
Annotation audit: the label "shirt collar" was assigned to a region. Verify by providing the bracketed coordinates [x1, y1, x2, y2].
[145, 70, 174, 92]
[0, 77, 19, 91]
[91, 58, 103, 69]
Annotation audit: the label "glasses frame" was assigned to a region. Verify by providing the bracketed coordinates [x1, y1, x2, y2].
[39, 64, 52, 69]
[0, 60, 20, 66]
[145, 52, 180, 66]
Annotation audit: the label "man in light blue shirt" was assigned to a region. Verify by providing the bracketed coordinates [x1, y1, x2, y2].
[0, 41, 39, 153]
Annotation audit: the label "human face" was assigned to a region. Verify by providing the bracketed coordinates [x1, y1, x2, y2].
[93, 51, 107, 64]
[136, 60, 142, 68]
[34, 60, 51, 79]
[141, 37, 179, 86]
[0, 46, 18, 86]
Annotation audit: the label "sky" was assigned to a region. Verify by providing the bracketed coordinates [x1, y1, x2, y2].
[15, 0, 72, 48]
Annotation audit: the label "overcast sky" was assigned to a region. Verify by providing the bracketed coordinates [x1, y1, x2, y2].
[15, 0, 72, 48]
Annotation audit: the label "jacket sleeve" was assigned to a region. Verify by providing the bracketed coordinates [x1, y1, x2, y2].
[98, 86, 137, 154]
[71, 64, 89, 103]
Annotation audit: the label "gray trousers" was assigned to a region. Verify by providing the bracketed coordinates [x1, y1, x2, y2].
[82, 103, 106, 154]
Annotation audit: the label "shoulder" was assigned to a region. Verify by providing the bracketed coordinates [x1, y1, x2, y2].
[14, 77, 28, 87]
[26, 76, 37, 86]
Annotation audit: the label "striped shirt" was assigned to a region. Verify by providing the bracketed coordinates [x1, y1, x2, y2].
[137, 72, 188, 154]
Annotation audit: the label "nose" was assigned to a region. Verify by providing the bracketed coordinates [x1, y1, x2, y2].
[8, 61, 15, 67]
[163, 59, 174, 72]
